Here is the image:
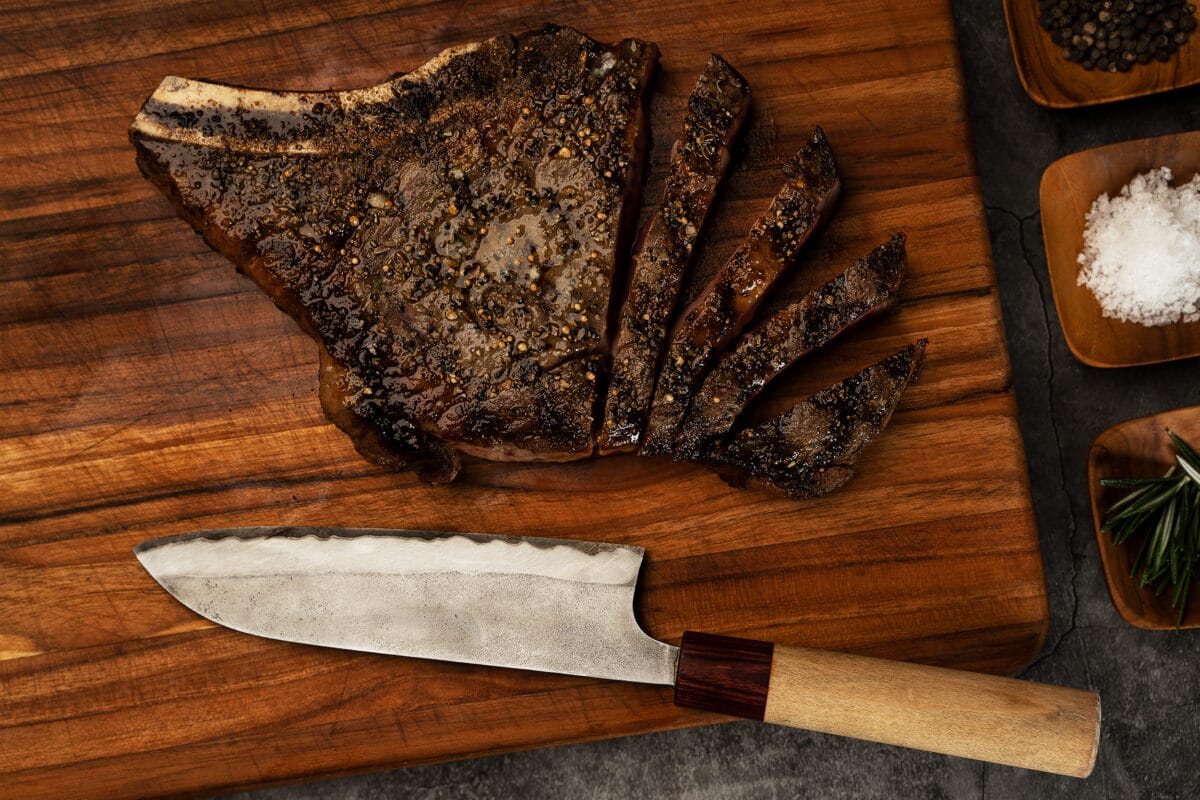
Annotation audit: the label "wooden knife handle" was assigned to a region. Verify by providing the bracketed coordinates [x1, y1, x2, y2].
[673, 631, 1100, 778]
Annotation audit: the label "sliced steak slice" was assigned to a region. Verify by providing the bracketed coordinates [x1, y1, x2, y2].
[639, 127, 840, 455]
[597, 54, 751, 454]
[674, 234, 907, 460]
[130, 25, 658, 482]
[706, 340, 927, 499]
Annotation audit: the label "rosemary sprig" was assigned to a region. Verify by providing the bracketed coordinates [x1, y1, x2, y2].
[1100, 430, 1200, 627]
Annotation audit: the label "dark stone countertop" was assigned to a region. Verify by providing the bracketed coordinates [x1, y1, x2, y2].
[230, 4, 1200, 798]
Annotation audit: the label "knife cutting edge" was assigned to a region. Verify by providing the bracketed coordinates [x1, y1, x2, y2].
[134, 526, 1100, 778]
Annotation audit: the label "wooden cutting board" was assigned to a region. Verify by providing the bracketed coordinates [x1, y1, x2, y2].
[0, 1, 1048, 796]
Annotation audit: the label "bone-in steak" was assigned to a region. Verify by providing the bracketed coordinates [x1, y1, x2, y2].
[639, 128, 840, 455]
[131, 24, 658, 483]
[674, 234, 906, 460]
[598, 55, 750, 454]
[132, 30, 926, 501]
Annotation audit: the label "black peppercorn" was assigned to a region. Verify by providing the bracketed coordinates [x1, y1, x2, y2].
[1037, 0, 1196, 69]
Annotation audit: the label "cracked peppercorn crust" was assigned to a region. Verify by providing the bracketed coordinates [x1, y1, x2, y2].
[706, 340, 927, 499]
[598, 54, 751, 455]
[674, 233, 907, 461]
[639, 127, 841, 456]
[131, 25, 658, 482]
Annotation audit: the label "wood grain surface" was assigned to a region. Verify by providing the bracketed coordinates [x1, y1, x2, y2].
[762, 643, 1100, 778]
[1003, 0, 1200, 108]
[0, 1, 1048, 797]
[1088, 405, 1200, 629]
[1040, 131, 1200, 368]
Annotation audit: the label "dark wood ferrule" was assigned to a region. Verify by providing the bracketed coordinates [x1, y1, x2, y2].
[673, 631, 774, 720]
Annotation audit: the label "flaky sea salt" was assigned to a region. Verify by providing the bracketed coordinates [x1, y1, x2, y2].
[1076, 167, 1200, 327]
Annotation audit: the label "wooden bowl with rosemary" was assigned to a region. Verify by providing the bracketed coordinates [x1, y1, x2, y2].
[1089, 405, 1200, 629]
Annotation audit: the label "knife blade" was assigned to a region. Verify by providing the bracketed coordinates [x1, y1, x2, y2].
[135, 526, 677, 684]
[135, 526, 1100, 778]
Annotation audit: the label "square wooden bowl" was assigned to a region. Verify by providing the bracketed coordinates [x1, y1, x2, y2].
[1004, 0, 1200, 107]
[1040, 130, 1200, 368]
[1088, 405, 1200, 629]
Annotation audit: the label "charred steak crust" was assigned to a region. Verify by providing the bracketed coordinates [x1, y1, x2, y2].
[707, 340, 928, 499]
[638, 127, 841, 456]
[131, 25, 659, 482]
[674, 233, 907, 460]
[597, 54, 751, 454]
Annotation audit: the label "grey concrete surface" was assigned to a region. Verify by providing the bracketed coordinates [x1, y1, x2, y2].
[227, 3, 1200, 797]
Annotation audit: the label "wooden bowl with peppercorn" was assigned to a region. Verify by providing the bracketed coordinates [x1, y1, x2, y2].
[1089, 405, 1200, 630]
[1005, 0, 1200, 107]
[1040, 130, 1200, 368]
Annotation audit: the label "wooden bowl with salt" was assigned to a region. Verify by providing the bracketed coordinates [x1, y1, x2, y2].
[1040, 131, 1200, 368]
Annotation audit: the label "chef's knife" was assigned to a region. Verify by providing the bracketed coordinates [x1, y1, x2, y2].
[135, 526, 1100, 777]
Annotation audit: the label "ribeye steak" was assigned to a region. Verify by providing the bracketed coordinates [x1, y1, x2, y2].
[133, 27, 924, 500]
[131, 24, 658, 483]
